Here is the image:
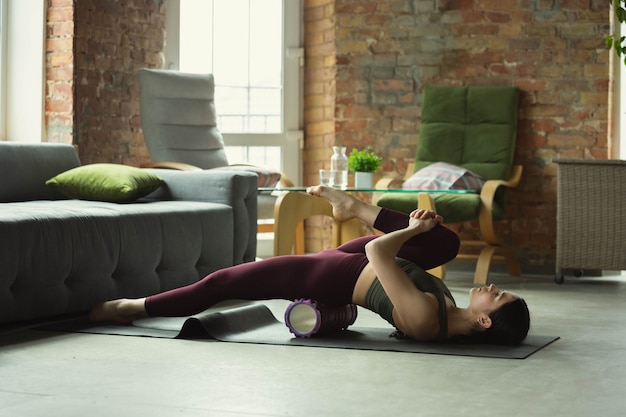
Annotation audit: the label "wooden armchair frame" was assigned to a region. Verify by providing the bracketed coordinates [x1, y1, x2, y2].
[376, 163, 523, 285]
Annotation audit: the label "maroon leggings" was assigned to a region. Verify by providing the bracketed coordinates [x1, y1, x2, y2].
[145, 208, 460, 317]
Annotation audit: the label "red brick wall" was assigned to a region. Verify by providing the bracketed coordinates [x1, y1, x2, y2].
[45, 0, 166, 165]
[73, 0, 166, 165]
[303, 0, 338, 250]
[304, 0, 611, 273]
[44, 1, 611, 272]
[45, 0, 75, 144]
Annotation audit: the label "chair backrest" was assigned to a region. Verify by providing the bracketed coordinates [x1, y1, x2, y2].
[415, 86, 520, 180]
[137, 69, 230, 169]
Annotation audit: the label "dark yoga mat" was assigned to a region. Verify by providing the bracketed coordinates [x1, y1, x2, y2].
[36, 303, 559, 359]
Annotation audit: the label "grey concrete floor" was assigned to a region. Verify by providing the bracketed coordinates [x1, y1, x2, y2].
[1, 270, 625, 417]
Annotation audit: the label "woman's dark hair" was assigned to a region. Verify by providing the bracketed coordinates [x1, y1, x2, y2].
[452, 298, 530, 346]
[392, 297, 531, 345]
[466, 297, 531, 345]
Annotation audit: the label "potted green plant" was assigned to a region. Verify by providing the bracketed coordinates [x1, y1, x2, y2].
[347, 146, 382, 188]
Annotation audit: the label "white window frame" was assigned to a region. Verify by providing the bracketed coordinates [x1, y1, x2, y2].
[164, 0, 303, 184]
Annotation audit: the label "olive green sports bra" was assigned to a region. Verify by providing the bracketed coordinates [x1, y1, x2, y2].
[364, 257, 456, 342]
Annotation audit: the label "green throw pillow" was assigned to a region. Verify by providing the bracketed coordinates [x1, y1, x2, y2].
[46, 163, 164, 202]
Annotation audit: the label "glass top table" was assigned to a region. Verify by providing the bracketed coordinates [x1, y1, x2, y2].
[265, 186, 475, 258]
[259, 187, 475, 194]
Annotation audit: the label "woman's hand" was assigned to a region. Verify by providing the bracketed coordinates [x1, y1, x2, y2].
[407, 209, 443, 233]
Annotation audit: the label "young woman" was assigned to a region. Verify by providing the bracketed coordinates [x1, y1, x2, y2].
[90, 185, 530, 345]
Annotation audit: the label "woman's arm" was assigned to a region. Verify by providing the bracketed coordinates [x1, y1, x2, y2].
[364, 209, 443, 340]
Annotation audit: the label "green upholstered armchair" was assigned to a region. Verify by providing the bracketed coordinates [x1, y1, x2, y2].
[376, 86, 522, 284]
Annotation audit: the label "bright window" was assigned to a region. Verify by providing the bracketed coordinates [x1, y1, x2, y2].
[180, 0, 283, 135]
[170, 0, 302, 182]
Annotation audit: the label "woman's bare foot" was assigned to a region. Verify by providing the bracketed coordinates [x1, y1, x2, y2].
[306, 185, 361, 222]
[89, 298, 146, 324]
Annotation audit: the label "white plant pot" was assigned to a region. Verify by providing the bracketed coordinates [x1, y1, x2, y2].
[354, 171, 373, 189]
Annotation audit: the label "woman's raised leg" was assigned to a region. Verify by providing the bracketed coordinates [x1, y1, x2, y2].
[307, 185, 459, 269]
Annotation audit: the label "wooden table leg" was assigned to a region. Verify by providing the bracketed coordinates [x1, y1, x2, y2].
[339, 219, 363, 244]
[417, 192, 435, 210]
[273, 192, 340, 256]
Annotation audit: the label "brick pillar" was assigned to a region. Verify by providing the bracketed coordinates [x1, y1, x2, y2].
[44, 0, 167, 164]
[303, 0, 337, 252]
[45, 0, 75, 144]
[73, 0, 166, 166]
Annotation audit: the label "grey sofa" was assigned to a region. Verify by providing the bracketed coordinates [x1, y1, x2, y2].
[0, 142, 258, 324]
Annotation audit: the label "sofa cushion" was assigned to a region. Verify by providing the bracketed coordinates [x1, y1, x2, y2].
[0, 142, 81, 202]
[46, 164, 164, 203]
[0, 199, 235, 322]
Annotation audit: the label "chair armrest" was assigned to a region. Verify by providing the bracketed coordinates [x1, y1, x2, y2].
[375, 176, 404, 189]
[141, 161, 202, 171]
[278, 172, 295, 188]
[142, 168, 258, 264]
[478, 165, 523, 244]
[229, 163, 295, 187]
